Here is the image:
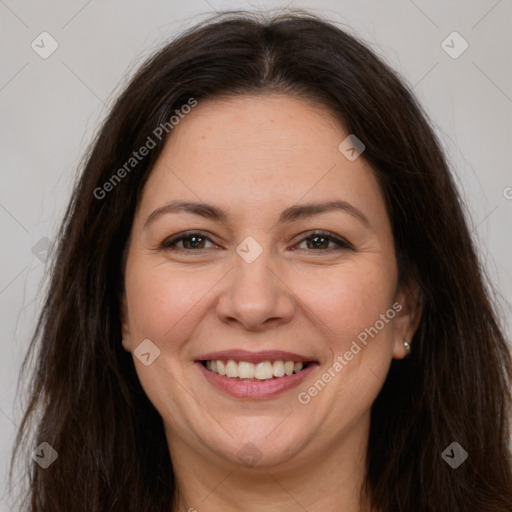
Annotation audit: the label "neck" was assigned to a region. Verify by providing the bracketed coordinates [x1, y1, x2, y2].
[167, 414, 374, 512]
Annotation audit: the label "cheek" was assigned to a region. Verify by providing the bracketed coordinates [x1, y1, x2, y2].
[297, 261, 397, 355]
[123, 259, 216, 428]
[124, 258, 217, 347]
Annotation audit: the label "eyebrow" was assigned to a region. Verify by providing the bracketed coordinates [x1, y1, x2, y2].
[143, 199, 371, 229]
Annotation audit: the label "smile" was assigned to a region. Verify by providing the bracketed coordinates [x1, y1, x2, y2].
[202, 359, 309, 380]
[195, 350, 319, 399]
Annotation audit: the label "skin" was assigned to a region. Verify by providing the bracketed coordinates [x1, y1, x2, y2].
[121, 94, 421, 512]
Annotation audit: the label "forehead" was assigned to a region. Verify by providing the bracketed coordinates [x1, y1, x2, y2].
[138, 93, 386, 225]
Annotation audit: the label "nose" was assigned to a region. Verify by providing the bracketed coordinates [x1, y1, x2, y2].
[216, 252, 296, 332]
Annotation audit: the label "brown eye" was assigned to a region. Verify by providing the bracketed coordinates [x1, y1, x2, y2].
[181, 235, 206, 249]
[295, 232, 354, 251]
[305, 235, 331, 250]
[161, 232, 217, 251]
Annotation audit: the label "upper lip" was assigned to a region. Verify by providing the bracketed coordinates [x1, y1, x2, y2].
[195, 349, 316, 364]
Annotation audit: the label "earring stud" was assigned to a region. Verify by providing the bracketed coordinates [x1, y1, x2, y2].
[403, 339, 411, 353]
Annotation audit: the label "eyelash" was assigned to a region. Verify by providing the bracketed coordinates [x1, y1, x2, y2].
[160, 230, 355, 253]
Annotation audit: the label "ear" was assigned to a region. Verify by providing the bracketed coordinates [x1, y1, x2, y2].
[120, 292, 132, 352]
[392, 277, 422, 359]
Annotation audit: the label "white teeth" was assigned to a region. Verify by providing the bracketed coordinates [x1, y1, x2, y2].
[225, 359, 238, 378]
[284, 361, 294, 376]
[272, 360, 285, 377]
[204, 359, 309, 380]
[255, 361, 273, 380]
[238, 361, 255, 379]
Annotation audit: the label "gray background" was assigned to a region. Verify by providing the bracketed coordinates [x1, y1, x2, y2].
[1, 0, 511, 507]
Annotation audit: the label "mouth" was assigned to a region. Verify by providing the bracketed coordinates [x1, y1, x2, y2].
[200, 359, 312, 381]
[195, 350, 319, 399]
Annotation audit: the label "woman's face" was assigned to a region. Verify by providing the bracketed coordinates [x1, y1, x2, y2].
[122, 94, 418, 471]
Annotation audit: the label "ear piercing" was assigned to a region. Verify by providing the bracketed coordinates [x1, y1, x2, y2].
[403, 339, 411, 353]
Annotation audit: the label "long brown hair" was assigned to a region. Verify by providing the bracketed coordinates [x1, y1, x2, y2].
[11, 10, 512, 511]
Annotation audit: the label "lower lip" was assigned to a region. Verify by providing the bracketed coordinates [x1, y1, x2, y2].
[196, 362, 318, 399]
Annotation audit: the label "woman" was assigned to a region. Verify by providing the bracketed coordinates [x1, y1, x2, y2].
[11, 10, 512, 511]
